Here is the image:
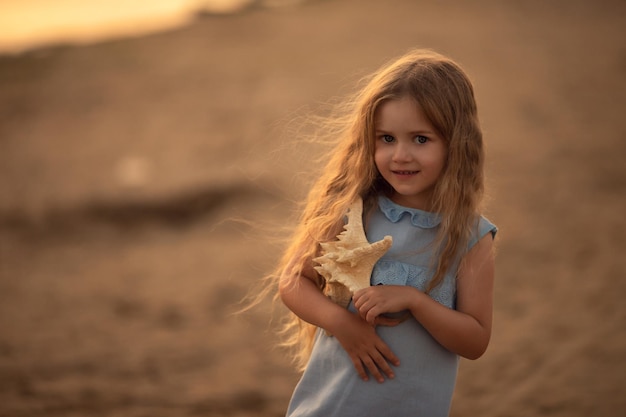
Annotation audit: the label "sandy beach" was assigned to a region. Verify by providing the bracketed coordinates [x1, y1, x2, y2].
[1, 0, 625, 416]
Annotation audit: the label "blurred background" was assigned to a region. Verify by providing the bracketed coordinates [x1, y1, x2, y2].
[1, 0, 625, 416]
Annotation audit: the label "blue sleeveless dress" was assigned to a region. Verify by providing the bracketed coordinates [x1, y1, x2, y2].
[285, 195, 497, 417]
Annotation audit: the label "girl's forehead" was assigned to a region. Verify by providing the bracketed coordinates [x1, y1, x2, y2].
[375, 95, 422, 112]
[374, 98, 428, 122]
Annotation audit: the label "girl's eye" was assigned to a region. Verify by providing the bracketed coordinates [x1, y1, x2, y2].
[381, 135, 395, 143]
[415, 135, 428, 144]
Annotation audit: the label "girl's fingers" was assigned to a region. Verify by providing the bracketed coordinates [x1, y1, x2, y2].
[360, 354, 386, 383]
[351, 348, 399, 383]
[363, 347, 398, 382]
[362, 304, 382, 325]
[366, 310, 378, 325]
[377, 341, 400, 367]
[352, 289, 371, 309]
[352, 296, 365, 312]
[350, 357, 369, 382]
[336, 311, 399, 383]
[371, 351, 396, 381]
[359, 307, 370, 322]
[354, 299, 375, 322]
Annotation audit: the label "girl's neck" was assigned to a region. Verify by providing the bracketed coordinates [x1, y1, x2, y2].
[387, 192, 435, 212]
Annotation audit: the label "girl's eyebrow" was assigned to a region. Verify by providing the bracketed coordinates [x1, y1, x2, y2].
[375, 128, 437, 135]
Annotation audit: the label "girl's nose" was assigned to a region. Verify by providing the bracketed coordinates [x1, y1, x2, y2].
[392, 142, 412, 162]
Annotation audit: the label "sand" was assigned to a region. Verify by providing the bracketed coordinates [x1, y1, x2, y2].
[1, 0, 625, 416]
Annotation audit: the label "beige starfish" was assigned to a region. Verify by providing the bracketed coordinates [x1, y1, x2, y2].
[313, 196, 393, 308]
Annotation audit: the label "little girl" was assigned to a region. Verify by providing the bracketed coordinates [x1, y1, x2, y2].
[275, 49, 497, 416]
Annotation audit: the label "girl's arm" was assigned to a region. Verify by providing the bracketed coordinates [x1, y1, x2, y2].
[353, 233, 495, 359]
[279, 258, 400, 382]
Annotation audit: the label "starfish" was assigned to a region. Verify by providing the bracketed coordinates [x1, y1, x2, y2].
[313, 196, 393, 308]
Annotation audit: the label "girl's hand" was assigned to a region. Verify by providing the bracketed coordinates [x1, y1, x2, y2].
[353, 285, 419, 326]
[330, 311, 400, 383]
[373, 315, 404, 327]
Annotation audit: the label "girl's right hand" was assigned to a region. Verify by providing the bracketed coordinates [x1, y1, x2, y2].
[329, 311, 400, 383]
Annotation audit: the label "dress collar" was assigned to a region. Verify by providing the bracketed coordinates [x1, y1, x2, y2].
[377, 195, 441, 228]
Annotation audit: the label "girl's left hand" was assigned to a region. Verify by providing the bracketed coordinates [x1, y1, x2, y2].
[353, 285, 419, 326]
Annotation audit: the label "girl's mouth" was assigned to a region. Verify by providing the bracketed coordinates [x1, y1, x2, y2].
[392, 170, 419, 175]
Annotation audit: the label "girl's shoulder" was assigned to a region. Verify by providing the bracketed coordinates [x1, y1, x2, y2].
[468, 216, 497, 250]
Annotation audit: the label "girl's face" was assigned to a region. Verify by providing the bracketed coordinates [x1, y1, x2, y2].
[374, 97, 447, 210]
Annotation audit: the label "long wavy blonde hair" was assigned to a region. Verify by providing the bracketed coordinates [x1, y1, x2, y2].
[271, 49, 484, 370]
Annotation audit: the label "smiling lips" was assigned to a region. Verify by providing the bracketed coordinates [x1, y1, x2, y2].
[392, 170, 419, 176]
